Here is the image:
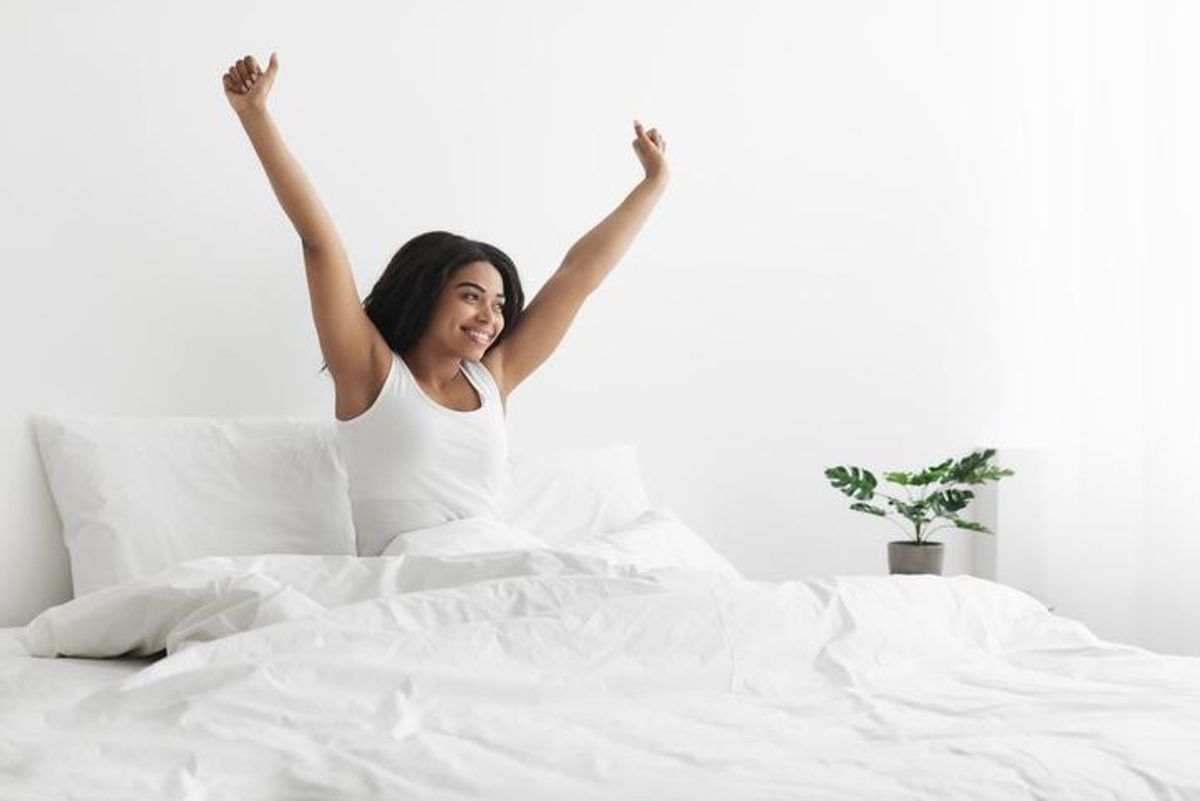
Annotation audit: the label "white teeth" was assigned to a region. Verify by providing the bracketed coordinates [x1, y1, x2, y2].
[464, 329, 491, 344]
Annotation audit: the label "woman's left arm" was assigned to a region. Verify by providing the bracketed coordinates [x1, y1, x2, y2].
[485, 122, 669, 397]
[559, 120, 669, 289]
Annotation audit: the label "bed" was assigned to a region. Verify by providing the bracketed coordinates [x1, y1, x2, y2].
[4, 414, 1199, 799]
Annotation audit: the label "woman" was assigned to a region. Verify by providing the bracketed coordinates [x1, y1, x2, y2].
[222, 53, 669, 555]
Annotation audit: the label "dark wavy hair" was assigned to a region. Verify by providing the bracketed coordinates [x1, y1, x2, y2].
[318, 231, 525, 375]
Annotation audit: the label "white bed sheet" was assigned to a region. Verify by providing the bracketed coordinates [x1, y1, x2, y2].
[3, 545, 1200, 800]
[0, 626, 155, 715]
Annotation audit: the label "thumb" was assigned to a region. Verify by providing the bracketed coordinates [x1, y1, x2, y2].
[267, 52, 278, 73]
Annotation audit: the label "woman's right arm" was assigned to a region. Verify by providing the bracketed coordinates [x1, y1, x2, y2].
[224, 54, 340, 251]
[223, 54, 379, 385]
[236, 108, 342, 251]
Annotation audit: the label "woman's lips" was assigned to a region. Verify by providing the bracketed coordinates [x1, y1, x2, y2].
[463, 328, 492, 345]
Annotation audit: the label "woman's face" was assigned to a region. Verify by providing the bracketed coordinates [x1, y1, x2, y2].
[431, 261, 506, 357]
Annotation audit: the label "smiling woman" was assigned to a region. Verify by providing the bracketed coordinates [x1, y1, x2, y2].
[222, 50, 669, 555]
[329, 233, 525, 555]
[348, 232, 527, 412]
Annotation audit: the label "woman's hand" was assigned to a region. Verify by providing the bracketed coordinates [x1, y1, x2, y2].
[222, 52, 278, 115]
[632, 119, 669, 184]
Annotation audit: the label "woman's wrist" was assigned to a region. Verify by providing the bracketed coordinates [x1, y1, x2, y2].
[641, 170, 670, 192]
[236, 103, 270, 121]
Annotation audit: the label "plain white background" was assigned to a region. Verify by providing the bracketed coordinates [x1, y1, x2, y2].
[2, 1, 1197, 655]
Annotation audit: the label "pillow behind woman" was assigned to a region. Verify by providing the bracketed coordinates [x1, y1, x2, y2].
[498, 441, 652, 544]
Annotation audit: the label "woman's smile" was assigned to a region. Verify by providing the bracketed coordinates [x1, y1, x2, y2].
[462, 327, 494, 346]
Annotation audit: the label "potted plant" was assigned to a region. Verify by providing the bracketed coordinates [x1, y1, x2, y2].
[824, 448, 1014, 575]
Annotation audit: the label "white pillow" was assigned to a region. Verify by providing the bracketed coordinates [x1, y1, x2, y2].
[380, 516, 548, 558]
[562, 507, 745, 579]
[499, 441, 652, 544]
[31, 414, 357, 597]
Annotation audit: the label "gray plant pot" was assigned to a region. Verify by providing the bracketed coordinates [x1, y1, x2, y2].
[888, 541, 944, 575]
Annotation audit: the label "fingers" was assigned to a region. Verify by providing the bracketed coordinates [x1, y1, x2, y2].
[633, 119, 651, 150]
[235, 59, 250, 89]
[633, 120, 667, 152]
[226, 65, 245, 92]
[226, 56, 262, 93]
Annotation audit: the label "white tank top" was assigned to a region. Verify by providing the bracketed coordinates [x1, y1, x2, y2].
[334, 350, 509, 556]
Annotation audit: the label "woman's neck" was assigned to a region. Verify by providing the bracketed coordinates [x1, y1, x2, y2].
[400, 346, 463, 393]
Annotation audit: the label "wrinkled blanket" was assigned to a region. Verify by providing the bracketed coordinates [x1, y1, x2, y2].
[5, 543, 1200, 799]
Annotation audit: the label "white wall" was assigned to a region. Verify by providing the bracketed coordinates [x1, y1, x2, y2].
[2, 1, 1197, 654]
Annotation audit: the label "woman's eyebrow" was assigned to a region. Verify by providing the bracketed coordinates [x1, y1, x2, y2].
[455, 281, 506, 299]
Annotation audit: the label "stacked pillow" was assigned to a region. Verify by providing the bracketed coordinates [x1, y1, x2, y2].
[31, 415, 357, 596]
[32, 416, 741, 596]
[498, 441, 653, 545]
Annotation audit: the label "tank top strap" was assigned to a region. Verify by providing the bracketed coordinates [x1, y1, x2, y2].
[464, 359, 500, 402]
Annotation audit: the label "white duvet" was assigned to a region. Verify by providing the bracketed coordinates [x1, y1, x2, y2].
[5, 513, 1200, 799]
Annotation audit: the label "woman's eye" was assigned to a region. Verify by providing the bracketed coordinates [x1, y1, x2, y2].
[465, 293, 503, 313]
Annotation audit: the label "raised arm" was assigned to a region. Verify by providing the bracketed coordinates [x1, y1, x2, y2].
[487, 121, 670, 398]
[223, 53, 341, 251]
[558, 120, 670, 289]
[222, 53, 379, 386]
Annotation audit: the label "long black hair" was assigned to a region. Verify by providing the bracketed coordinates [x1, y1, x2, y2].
[318, 231, 525, 375]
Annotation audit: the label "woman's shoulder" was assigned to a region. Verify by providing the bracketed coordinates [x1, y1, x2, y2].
[335, 347, 397, 424]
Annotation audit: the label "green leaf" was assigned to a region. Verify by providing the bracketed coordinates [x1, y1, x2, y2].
[883, 471, 914, 486]
[824, 466, 877, 500]
[887, 498, 934, 525]
[975, 466, 1016, 482]
[943, 449, 1014, 485]
[929, 488, 974, 514]
[950, 516, 991, 534]
[849, 502, 887, 517]
[907, 458, 955, 486]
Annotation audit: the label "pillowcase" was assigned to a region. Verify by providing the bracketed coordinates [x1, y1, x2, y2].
[31, 414, 357, 597]
[380, 516, 548, 558]
[498, 441, 652, 544]
[562, 507, 745, 579]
